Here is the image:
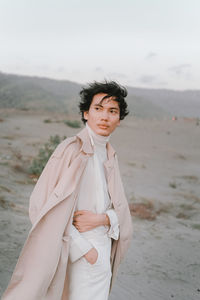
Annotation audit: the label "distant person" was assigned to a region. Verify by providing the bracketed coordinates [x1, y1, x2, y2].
[2, 81, 133, 300]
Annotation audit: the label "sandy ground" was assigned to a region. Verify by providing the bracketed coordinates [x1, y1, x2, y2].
[0, 110, 200, 299]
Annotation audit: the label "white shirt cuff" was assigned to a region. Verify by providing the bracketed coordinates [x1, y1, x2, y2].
[69, 225, 93, 263]
[106, 209, 119, 240]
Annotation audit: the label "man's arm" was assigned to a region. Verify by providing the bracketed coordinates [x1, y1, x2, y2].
[73, 209, 119, 239]
[72, 209, 119, 264]
[69, 225, 93, 262]
[73, 210, 110, 232]
[69, 224, 98, 264]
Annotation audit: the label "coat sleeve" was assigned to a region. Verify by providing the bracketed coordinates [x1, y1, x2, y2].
[111, 154, 133, 261]
[69, 225, 93, 263]
[106, 208, 119, 240]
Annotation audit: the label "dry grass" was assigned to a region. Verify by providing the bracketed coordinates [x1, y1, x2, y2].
[0, 195, 28, 214]
[0, 185, 11, 193]
[180, 175, 199, 182]
[2, 135, 15, 140]
[127, 161, 146, 169]
[179, 203, 195, 210]
[130, 197, 175, 218]
[11, 150, 22, 160]
[0, 195, 8, 208]
[156, 203, 173, 215]
[174, 153, 187, 160]
[9, 202, 28, 214]
[12, 163, 26, 173]
[14, 179, 32, 185]
[175, 192, 200, 203]
[176, 212, 191, 219]
[129, 200, 157, 221]
[127, 162, 137, 167]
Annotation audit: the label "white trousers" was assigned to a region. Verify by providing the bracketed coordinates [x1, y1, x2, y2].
[68, 232, 112, 300]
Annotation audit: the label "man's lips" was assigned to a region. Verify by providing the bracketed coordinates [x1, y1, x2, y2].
[98, 124, 109, 129]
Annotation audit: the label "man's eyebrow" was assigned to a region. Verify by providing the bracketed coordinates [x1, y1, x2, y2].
[93, 103, 103, 107]
[109, 107, 119, 110]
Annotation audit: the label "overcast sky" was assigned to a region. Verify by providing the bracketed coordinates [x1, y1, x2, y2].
[0, 0, 200, 90]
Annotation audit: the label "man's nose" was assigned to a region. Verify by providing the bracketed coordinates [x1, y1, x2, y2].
[100, 110, 109, 120]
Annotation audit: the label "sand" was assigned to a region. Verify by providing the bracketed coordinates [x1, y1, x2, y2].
[0, 110, 200, 299]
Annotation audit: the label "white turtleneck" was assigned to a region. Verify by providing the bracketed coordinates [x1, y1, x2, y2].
[69, 123, 119, 263]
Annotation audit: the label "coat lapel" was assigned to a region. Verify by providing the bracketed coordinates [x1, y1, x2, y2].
[30, 153, 89, 232]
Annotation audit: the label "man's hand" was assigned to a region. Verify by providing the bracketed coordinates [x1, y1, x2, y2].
[84, 247, 98, 264]
[73, 210, 110, 232]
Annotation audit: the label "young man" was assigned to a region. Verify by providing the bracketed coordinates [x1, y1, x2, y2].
[2, 81, 133, 300]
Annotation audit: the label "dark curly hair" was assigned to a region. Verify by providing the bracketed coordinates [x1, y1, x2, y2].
[79, 80, 129, 124]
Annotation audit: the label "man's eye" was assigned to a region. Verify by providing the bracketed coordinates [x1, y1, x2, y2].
[95, 107, 100, 110]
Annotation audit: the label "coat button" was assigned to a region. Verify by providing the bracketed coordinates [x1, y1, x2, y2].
[62, 236, 70, 242]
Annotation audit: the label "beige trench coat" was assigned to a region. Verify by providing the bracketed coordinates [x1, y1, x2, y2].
[2, 127, 133, 300]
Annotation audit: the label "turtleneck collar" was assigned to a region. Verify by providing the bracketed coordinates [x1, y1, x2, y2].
[86, 122, 110, 147]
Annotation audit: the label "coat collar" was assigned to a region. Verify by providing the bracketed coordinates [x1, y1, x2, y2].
[76, 126, 116, 159]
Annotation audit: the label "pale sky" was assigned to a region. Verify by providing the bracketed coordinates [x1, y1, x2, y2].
[0, 0, 200, 90]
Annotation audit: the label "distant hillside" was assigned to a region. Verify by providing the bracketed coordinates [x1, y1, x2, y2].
[0, 72, 200, 118]
[127, 87, 200, 118]
[0, 72, 80, 114]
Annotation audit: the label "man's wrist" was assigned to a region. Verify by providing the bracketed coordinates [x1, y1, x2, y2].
[97, 213, 110, 226]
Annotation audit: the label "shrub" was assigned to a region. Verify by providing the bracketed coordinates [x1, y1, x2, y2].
[169, 182, 177, 189]
[29, 135, 66, 177]
[64, 120, 81, 128]
[43, 119, 52, 123]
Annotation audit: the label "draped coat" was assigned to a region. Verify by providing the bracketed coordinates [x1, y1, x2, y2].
[2, 127, 133, 300]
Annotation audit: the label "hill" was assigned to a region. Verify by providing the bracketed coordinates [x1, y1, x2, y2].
[0, 72, 200, 118]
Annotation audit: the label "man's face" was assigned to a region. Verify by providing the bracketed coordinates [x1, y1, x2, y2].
[84, 93, 120, 136]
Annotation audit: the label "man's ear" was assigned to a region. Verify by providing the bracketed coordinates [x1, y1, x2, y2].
[117, 119, 120, 126]
[84, 111, 88, 120]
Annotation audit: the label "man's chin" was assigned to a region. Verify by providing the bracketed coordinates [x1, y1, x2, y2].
[96, 128, 110, 136]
